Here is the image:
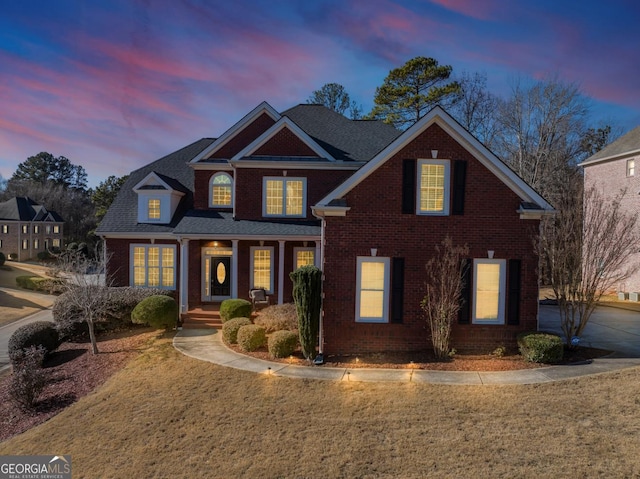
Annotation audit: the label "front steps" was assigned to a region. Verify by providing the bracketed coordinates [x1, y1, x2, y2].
[181, 306, 223, 329]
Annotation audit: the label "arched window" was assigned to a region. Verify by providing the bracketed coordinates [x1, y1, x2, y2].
[209, 173, 233, 208]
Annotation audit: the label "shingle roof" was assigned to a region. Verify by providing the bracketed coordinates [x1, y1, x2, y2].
[582, 126, 640, 165]
[173, 210, 321, 237]
[96, 138, 215, 234]
[0, 197, 63, 222]
[281, 104, 401, 162]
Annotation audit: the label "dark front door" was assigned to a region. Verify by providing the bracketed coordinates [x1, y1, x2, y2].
[211, 257, 231, 296]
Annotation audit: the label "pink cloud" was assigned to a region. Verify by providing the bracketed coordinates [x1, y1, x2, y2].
[428, 0, 500, 20]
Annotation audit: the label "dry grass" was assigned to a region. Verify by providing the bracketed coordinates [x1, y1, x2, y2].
[1, 334, 640, 478]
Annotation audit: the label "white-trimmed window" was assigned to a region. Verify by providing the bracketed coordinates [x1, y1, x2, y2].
[46, 225, 51, 234]
[417, 159, 450, 215]
[2, 225, 7, 234]
[355, 256, 390, 323]
[22, 239, 28, 250]
[263, 177, 306, 217]
[131, 244, 176, 289]
[210, 172, 233, 208]
[627, 159, 635, 177]
[34, 239, 39, 249]
[251, 246, 274, 293]
[34, 225, 39, 234]
[52, 239, 61, 248]
[22, 225, 28, 234]
[294, 247, 315, 269]
[472, 259, 506, 324]
[53, 225, 60, 234]
[147, 199, 161, 221]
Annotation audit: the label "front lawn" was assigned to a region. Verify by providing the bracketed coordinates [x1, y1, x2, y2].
[1, 334, 640, 477]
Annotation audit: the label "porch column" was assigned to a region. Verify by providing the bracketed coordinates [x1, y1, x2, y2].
[315, 240, 321, 269]
[179, 239, 189, 314]
[278, 240, 285, 304]
[231, 239, 238, 298]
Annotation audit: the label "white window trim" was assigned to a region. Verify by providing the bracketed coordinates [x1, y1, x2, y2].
[472, 258, 506, 325]
[355, 256, 390, 323]
[250, 246, 274, 294]
[129, 244, 177, 290]
[209, 172, 234, 208]
[416, 159, 450, 216]
[627, 158, 635, 177]
[262, 177, 307, 218]
[22, 239, 28, 250]
[146, 198, 163, 222]
[293, 247, 316, 269]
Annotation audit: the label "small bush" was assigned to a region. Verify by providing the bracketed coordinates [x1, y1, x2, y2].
[254, 303, 298, 333]
[0, 251, 5, 266]
[16, 275, 39, 290]
[131, 295, 178, 329]
[517, 332, 564, 363]
[8, 321, 59, 365]
[222, 317, 252, 344]
[53, 287, 172, 338]
[268, 330, 298, 358]
[16, 275, 63, 293]
[237, 324, 266, 352]
[220, 299, 252, 323]
[37, 251, 51, 261]
[9, 346, 47, 411]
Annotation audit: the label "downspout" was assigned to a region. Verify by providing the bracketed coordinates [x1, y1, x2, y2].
[311, 207, 326, 364]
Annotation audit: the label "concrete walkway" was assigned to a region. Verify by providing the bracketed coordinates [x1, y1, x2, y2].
[174, 304, 640, 384]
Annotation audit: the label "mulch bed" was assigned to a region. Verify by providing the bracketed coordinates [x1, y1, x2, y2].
[0, 328, 158, 442]
[225, 342, 611, 371]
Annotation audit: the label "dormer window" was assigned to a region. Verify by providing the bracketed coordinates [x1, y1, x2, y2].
[210, 173, 233, 208]
[263, 177, 306, 217]
[133, 172, 186, 224]
[148, 199, 161, 220]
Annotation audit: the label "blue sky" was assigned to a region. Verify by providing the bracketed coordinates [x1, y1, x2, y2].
[1, 0, 639, 186]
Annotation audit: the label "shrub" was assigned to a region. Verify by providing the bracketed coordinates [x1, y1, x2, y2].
[254, 303, 298, 333]
[220, 299, 252, 323]
[16, 275, 63, 293]
[8, 321, 59, 365]
[517, 332, 564, 363]
[8, 253, 17, 260]
[236, 324, 266, 352]
[131, 295, 178, 329]
[222, 317, 252, 344]
[37, 251, 51, 261]
[268, 330, 298, 358]
[290, 265, 322, 360]
[9, 346, 47, 411]
[53, 287, 172, 338]
[16, 275, 39, 290]
[0, 251, 5, 266]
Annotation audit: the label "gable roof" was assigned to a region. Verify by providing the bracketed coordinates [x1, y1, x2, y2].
[282, 104, 401, 162]
[0, 197, 64, 222]
[190, 102, 280, 163]
[97, 138, 214, 235]
[580, 126, 640, 166]
[314, 105, 555, 215]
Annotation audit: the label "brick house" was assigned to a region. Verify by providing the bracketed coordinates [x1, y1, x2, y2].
[97, 102, 554, 354]
[581, 125, 640, 294]
[0, 197, 64, 261]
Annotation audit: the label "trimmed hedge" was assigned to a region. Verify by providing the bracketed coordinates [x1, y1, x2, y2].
[254, 303, 298, 333]
[131, 295, 178, 329]
[16, 275, 64, 294]
[517, 332, 564, 363]
[222, 317, 252, 344]
[8, 321, 59, 365]
[220, 299, 252, 323]
[237, 324, 266, 352]
[268, 330, 298, 358]
[53, 287, 173, 338]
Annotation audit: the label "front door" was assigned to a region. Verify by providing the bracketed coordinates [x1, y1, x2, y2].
[211, 257, 231, 297]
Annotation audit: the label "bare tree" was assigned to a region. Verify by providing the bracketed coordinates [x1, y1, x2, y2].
[421, 237, 469, 359]
[54, 247, 111, 354]
[540, 186, 639, 347]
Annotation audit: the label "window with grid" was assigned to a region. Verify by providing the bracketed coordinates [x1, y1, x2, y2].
[628, 159, 635, 177]
[473, 259, 506, 324]
[53, 225, 60, 234]
[147, 199, 161, 220]
[131, 245, 176, 289]
[22, 239, 28, 250]
[417, 159, 450, 215]
[22, 225, 28, 234]
[251, 247, 273, 292]
[295, 249, 315, 269]
[210, 173, 233, 207]
[355, 257, 390, 322]
[2, 225, 7, 234]
[263, 178, 306, 217]
[34, 225, 39, 234]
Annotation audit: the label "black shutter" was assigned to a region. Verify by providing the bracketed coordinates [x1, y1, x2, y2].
[458, 258, 471, 324]
[391, 258, 405, 323]
[402, 159, 416, 214]
[507, 259, 521, 325]
[452, 160, 467, 215]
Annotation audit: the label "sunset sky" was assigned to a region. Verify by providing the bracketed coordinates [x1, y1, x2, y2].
[1, 0, 639, 187]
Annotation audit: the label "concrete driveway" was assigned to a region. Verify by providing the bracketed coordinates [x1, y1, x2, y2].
[539, 304, 640, 357]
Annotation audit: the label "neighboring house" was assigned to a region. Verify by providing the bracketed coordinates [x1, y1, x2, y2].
[0, 197, 64, 261]
[580, 126, 640, 294]
[97, 102, 554, 354]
